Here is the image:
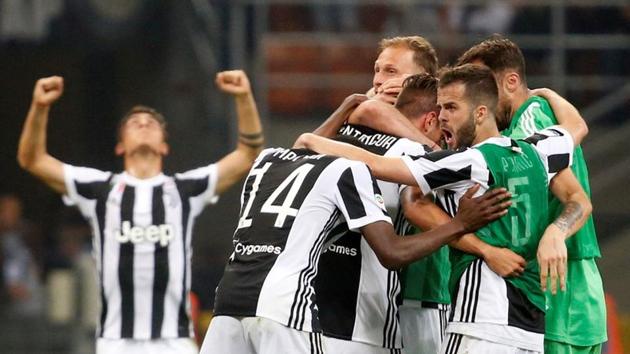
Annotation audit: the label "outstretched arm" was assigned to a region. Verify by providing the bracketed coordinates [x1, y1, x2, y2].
[402, 187, 526, 277]
[214, 70, 265, 195]
[312, 93, 368, 137]
[363, 185, 511, 270]
[530, 88, 588, 146]
[538, 168, 592, 294]
[295, 133, 416, 186]
[347, 99, 440, 148]
[17, 76, 67, 194]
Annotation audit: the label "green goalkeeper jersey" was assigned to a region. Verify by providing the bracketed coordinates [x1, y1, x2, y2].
[400, 224, 451, 304]
[503, 96, 601, 259]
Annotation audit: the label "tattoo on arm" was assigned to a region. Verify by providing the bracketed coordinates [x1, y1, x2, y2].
[553, 201, 583, 232]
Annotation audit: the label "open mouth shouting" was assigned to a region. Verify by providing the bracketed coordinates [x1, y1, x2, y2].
[441, 127, 456, 149]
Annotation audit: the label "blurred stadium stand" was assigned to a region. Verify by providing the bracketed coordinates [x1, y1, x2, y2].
[0, 1, 628, 353]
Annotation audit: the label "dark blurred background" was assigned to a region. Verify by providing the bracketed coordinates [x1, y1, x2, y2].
[0, 1, 628, 353]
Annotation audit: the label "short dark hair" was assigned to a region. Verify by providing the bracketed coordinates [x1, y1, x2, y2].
[438, 64, 498, 112]
[117, 105, 168, 142]
[395, 73, 438, 118]
[456, 34, 527, 83]
[378, 36, 438, 76]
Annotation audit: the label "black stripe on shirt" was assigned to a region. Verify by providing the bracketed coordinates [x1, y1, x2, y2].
[75, 177, 113, 337]
[289, 210, 339, 330]
[151, 185, 169, 338]
[547, 153, 570, 173]
[338, 167, 367, 219]
[175, 177, 208, 337]
[419, 149, 460, 162]
[119, 185, 136, 338]
[506, 281, 545, 334]
[425, 165, 472, 190]
[471, 259, 483, 322]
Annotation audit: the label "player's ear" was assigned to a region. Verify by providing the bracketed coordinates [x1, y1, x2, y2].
[160, 142, 170, 156]
[115, 142, 125, 156]
[424, 111, 438, 130]
[475, 106, 487, 125]
[504, 72, 520, 94]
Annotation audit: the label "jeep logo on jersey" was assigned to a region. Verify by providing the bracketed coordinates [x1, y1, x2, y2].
[234, 242, 282, 256]
[115, 221, 174, 246]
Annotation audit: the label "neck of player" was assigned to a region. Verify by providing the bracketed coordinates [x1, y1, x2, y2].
[124, 153, 163, 179]
[511, 86, 530, 114]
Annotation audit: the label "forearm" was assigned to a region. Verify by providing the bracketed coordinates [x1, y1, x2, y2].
[349, 102, 438, 148]
[18, 103, 51, 170]
[535, 89, 588, 145]
[552, 199, 590, 240]
[549, 169, 592, 239]
[313, 104, 352, 138]
[449, 233, 492, 257]
[381, 221, 466, 269]
[234, 93, 264, 155]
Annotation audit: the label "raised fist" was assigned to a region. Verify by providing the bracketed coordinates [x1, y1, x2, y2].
[216, 70, 251, 96]
[33, 76, 64, 107]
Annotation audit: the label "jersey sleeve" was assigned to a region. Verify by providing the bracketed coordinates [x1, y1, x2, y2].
[523, 126, 574, 181]
[63, 164, 112, 217]
[334, 162, 392, 232]
[401, 149, 490, 196]
[175, 164, 220, 206]
[393, 138, 431, 195]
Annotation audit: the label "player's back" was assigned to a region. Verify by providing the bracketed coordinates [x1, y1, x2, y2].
[315, 124, 428, 349]
[213, 147, 391, 333]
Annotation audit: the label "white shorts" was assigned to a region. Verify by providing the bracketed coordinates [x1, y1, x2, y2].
[199, 315, 324, 354]
[96, 337, 197, 354]
[399, 301, 449, 354]
[439, 333, 541, 354]
[323, 335, 402, 354]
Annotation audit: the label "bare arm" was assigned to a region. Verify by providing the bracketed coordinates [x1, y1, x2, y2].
[362, 185, 511, 269]
[214, 70, 265, 195]
[17, 76, 67, 194]
[538, 168, 592, 294]
[312, 94, 368, 137]
[347, 99, 440, 148]
[530, 88, 588, 146]
[402, 186, 526, 277]
[295, 133, 416, 186]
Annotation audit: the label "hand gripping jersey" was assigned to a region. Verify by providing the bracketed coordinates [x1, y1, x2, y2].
[213, 148, 392, 334]
[401, 127, 574, 352]
[63, 164, 219, 339]
[314, 124, 429, 349]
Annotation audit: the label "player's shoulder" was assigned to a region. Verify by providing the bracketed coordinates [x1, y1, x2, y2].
[388, 138, 430, 157]
[64, 163, 113, 181]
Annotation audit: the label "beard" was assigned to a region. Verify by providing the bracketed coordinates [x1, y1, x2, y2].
[496, 101, 513, 131]
[454, 111, 477, 149]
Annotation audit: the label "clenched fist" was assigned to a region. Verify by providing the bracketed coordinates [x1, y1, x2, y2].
[216, 70, 251, 96]
[33, 76, 64, 107]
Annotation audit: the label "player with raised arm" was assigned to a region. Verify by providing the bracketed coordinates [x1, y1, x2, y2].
[17, 71, 264, 354]
[297, 64, 592, 354]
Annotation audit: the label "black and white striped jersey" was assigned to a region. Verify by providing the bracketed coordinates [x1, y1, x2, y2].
[63, 164, 219, 339]
[213, 147, 392, 334]
[315, 124, 430, 349]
